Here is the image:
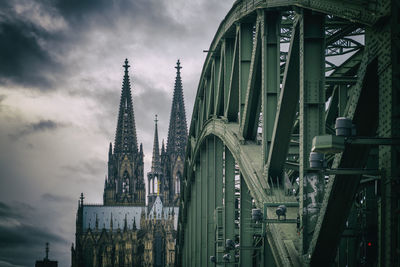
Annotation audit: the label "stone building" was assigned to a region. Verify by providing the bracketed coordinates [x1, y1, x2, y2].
[35, 243, 58, 267]
[71, 59, 187, 267]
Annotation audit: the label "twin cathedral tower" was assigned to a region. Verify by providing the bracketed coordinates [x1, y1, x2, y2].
[103, 59, 187, 208]
[71, 59, 187, 267]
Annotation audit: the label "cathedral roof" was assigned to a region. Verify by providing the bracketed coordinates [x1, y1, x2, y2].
[114, 59, 139, 155]
[82, 205, 144, 231]
[149, 196, 163, 219]
[81, 204, 179, 231]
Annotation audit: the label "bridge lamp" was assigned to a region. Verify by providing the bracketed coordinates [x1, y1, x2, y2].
[276, 205, 287, 220]
[309, 152, 325, 169]
[335, 117, 355, 137]
[251, 208, 263, 223]
[225, 239, 235, 251]
[209, 256, 216, 263]
[223, 253, 231, 262]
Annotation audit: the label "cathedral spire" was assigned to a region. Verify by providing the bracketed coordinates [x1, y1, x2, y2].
[151, 115, 161, 173]
[114, 58, 138, 154]
[166, 59, 188, 157]
[161, 139, 165, 155]
[110, 212, 113, 230]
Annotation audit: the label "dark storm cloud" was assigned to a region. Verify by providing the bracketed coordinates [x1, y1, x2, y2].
[62, 158, 105, 177]
[41, 193, 73, 203]
[8, 119, 62, 141]
[0, 201, 65, 266]
[54, 0, 184, 31]
[135, 86, 171, 130]
[0, 202, 22, 219]
[0, 2, 63, 89]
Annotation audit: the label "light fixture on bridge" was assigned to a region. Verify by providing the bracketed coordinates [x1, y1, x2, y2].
[225, 239, 235, 251]
[309, 117, 399, 177]
[309, 152, 325, 169]
[276, 205, 287, 220]
[252, 208, 263, 223]
[223, 253, 231, 262]
[209, 256, 216, 263]
[335, 117, 355, 137]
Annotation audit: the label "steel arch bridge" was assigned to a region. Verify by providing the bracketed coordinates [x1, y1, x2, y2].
[176, 0, 399, 266]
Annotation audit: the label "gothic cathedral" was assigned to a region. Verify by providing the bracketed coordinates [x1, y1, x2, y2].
[71, 59, 187, 267]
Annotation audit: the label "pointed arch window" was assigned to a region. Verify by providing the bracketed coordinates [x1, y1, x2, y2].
[175, 172, 181, 194]
[122, 171, 130, 193]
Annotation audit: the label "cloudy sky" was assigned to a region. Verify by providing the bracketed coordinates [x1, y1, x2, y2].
[0, 1, 234, 266]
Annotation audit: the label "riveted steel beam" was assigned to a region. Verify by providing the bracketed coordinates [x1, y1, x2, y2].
[196, 160, 201, 266]
[225, 147, 236, 266]
[207, 137, 216, 266]
[191, 170, 197, 266]
[214, 53, 224, 117]
[262, 11, 280, 166]
[239, 22, 253, 129]
[308, 56, 379, 266]
[215, 137, 224, 265]
[240, 17, 262, 140]
[267, 18, 299, 180]
[240, 175, 253, 265]
[178, 1, 399, 267]
[206, 63, 215, 119]
[225, 31, 240, 122]
[299, 10, 326, 254]
[200, 144, 207, 266]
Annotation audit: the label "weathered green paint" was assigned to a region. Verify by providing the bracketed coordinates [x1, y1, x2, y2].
[177, 1, 399, 267]
[239, 23, 253, 128]
[215, 138, 224, 208]
[240, 19, 262, 140]
[225, 147, 236, 266]
[192, 173, 196, 267]
[206, 66, 214, 119]
[207, 137, 216, 266]
[299, 10, 325, 254]
[240, 175, 253, 265]
[262, 11, 280, 166]
[196, 161, 202, 266]
[225, 32, 239, 122]
[201, 144, 208, 266]
[214, 55, 223, 117]
[266, 18, 299, 181]
[338, 85, 347, 117]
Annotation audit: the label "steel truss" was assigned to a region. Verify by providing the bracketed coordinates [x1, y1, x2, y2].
[177, 0, 399, 266]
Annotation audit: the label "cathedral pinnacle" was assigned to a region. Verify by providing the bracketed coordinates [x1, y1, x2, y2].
[175, 59, 182, 74]
[79, 193, 84, 206]
[167, 60, 188, 158]
[151, 114, 161, 173]
[124, 214, 128, 231]
[123, 58, 130, 73]
[114, 58, 138, 155]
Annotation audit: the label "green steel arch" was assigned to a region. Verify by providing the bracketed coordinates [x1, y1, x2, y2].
[177, 0, 399, 266]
